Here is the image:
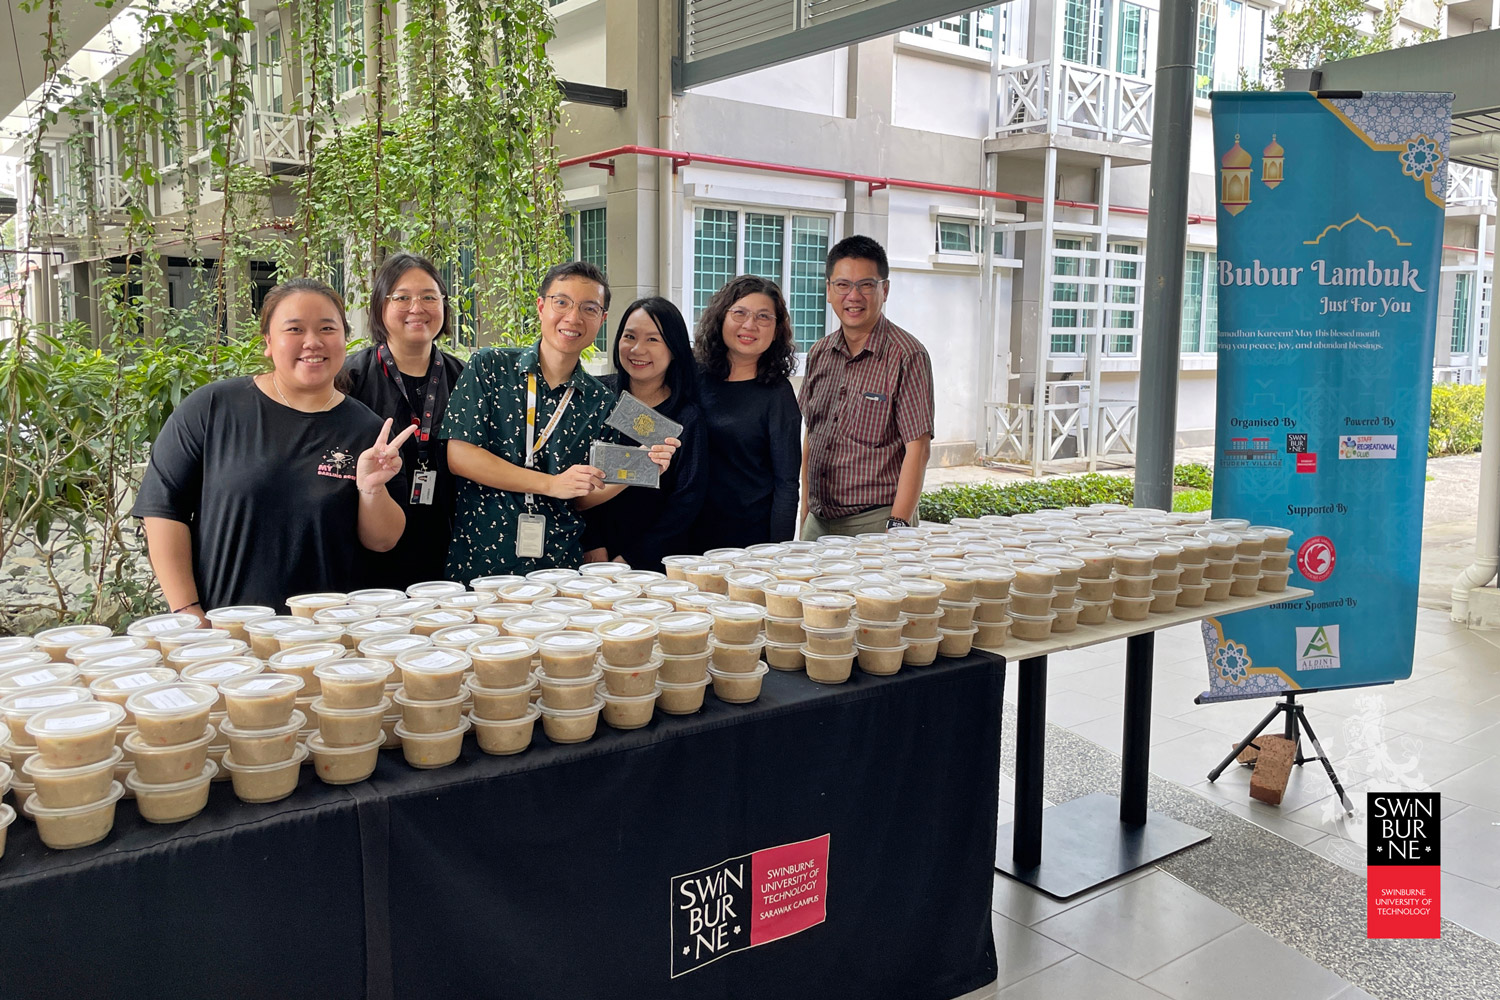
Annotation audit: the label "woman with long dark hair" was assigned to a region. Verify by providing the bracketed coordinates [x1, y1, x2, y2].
[134, 279, 411, 619]
[581, 297, 707, 571]
[691, 275, 801, 550]
[342, 252, 466, 587]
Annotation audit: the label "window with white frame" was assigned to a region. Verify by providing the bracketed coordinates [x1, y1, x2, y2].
[1213, 0, 1266, 91]
[1180, 249, 1218, 353]
[1451, 272, 1473, 354]
[1105, 243, 1142, 355]
[691, 207, 832, 353]
[563, 207, 608, 349]
[905, 6, 1027, 60]
[1194, 0, 1217, 97]
[1050, 236, 1097, 355]
[1062, 0, 1105, 67]
[333, 0, 365, 96]
[159, 87, 181, 170]
[934, 217, 1007, 257]
[1116, 2, 1154, 77]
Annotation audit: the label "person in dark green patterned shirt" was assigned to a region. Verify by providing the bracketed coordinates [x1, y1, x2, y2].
[442, 262, 680, 578]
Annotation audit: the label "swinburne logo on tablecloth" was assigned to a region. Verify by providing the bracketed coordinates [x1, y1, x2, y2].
[669, 834, 830, 978]
[1295, 625, 1340, 671]
[1367, 792, 1441, 938]
[1339, 434, 1398, 459]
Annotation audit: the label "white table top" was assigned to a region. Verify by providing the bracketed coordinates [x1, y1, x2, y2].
[976, 588, 1315, 661]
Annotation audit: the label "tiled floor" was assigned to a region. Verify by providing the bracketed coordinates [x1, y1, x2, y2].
[957, 609, 1499, 1000]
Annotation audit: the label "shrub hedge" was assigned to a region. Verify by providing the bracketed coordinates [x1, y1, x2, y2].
[1429, 383, 1485, 457]
[918, 464, 1216, 524]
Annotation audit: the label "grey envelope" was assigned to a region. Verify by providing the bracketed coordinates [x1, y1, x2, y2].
[605, 391, 684, 447]
[590, 441, 661, 489]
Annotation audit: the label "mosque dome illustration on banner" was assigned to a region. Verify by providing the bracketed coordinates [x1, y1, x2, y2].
[1220, 135, 1252, 215]
[1262, 135, 1284, 188]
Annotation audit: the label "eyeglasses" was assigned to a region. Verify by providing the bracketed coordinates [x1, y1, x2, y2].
[545, 294, 605, 321]
[728, 307, 776, 327]
[827, 278, 886, 296]
[389, 294, 444, 308]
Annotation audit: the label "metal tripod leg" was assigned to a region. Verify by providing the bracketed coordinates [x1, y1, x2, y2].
[1207, 700, 1283, 782]
[1293, 708, 1354, 815]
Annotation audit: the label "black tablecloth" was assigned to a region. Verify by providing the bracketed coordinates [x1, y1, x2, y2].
[0, 652, 1003, 1000]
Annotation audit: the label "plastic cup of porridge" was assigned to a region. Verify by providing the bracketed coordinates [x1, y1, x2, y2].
[973, 597, 1011, 624]
[468, 676, 538, 721]
[359, 633, 434, 665]
[428, 624, 500, 651]
[585, 583, 643, 609]
[470, 706, 539, 755]
[313, 696, 390, 747]
[1112, 573, 1155, 599]
[124, 684, 216, 748]
[395, 717, 469, 769]
[658, 650, 711, 685]
[409, 609, 475, 636]
[121, 725, 216, 782]
[643, 579, 699, 603]
[656, 674, 712, 715]
[179, 657, 263, 706]
[539, 695, 604, 744]
[1249, 526, 1292, 552]
[536, 666, 605, 710]
[1035, 555, 1085, 590]
[218, 673, 305, 728]
[393, 686, 469, 734]
[1259, 569, 1292, 593]
[404, 580, 467, 601]
[903, 636, 941, 666]
[763, 640, 805, 672]
[675, 592, 729, 615]
[901, 609, 943, 640]
[600, 650, 663, 696]
[851, 584, 908, 622]
[724, 570, 775, 605]
[654, 612, 714, 655]
[503, 612, 570, 641]
[222, 744, 307, 803]
[708, 663, 768, 704]
[764, 616, 806, 644]
[1074, 599, 1110, 625]
[708, 602, 766, 644]
[3, 686, 96, 746]
[896, 578, 949, 612]
[564, 610, 623, 636]
[538, 632, 604, 677]
[496, 581, 558, 605]
[707, 636, 766, 673]
[1258, 549, 1292, 574]
[683, 562, 732, 595]
[119, 616, 192, 652]
[1111, 593, 1152, 621]
[24, 780, 124, 849]
[285, 592, 349, 618]
[938, 600, 980, 630]
[802, 647, 854, 684]
[126, 759, 217, 823]
[1204, 577, 1234, 602]
[1202, 558, 1235, 581]
[466, 637, 539, 688]
[205, 605, 276, 641]
[394, 647, 471, 700]
[594, 618, 661, 667]
[600, 687, 660, 730]
[312, 659, 395, 710]
[856, 641, 907, 676]
[760, 580, 814, 618]
[0, 802, 14, 859]
[973, 618, 1012, 648]
[1008, 611, 1056, 641]
[797, 592, 857, 629]
[1108, 547, 1155, 578]
[34, 625, 112, 662]
[1229, 570, 1261, 597]
[345, 588, 407, 610]
[307, 731, 385, 784]
[27, 701, 127, 766]
[78, 650, 165, 685]
[64, 635, 148, 666]
[155, 629, 237, 657]
[937, 626, 978, 657]
[0, 652, 56, 678]
[242, 616, 304, 658]
[24, 745, 124, 809]
[611, 598, 676, 621]
[853, 618, 906, 649]
[1177, 583, 1208, 608]
[800, 624, 855, 656]
[267, 642, 345, 696]
[440, 593, 499, 614]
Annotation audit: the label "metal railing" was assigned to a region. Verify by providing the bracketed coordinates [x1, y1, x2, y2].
[985, 397, 1140, 466]
[995, 60, 1154, 144]
[1449, 163, 1496, 209]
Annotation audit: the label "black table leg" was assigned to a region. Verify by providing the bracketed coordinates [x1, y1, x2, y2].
[1012, 655, 1048, 869]
[1120, 632, 1154, 826]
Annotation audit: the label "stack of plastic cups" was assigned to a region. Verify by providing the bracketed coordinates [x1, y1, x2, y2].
[928, 569, 980, 657]
[391, 647, 470, 768]
[217, 672, 307, 802]
[848, 583, 908, 673]
[20, 698, 128, 847]
[759, 580, 808, 674]
[301, 642, 390, 785]
[1172, 538, 1211, 608]
[594, 618, 663, 729]
[1070, 549, 1116, 625]
[204, 605, 276, 642]
[119, 683, 218, 825]
[1229, 531, 1266, 597]
[1196, 531, 1239, 602]
[533, 629, 605, 743]
[1108, 547, 1156, 622]
[266, 642, 344, 745]
[3, 685, 95, 816]
[284, 592, 349, 619]
[1252, 526, 1295, 593]
[313, 605, 379, 648]
[88, 665, 176, 792]
[1008, 564, 1060, 638]
[119, 617, 197, 653]
[654, 612, 714, 714]
[1136, 541, 1182, 614]
[705, 601, 768, 702]
[177, 655, 262, 782]
[899, 578, 950, 660]
[797, 591, 858, 679]
[465, 636, 540, 754]
[1034, 555, 1084, 633]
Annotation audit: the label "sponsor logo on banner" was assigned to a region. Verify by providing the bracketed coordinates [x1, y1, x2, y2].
[670, 834, 830, 977]
[1296, 453, 1318, 473]
[1339, 435, 1399, 459]
[1286, 433, 1308, 453]
[1295, 625, 1341, 671]
[1297, 536, 1336, 582]
[1220, 431, 1282, 469]
[1367, 792, 1441, 938]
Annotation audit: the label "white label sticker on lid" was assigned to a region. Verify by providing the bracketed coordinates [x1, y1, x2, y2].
[111, 672, 162, 690]
[479, 641, 529, 655]
[11, 669, 61, 687]
[16, 691, 79, 709]
[609, 621, 652, 637]
[195, 662, 250, 680]
[383, 637, 426, 650]
[427, 612, 463, 623]
[43, 709, 113, 732]
[444, 628, 484, 642]
[511, 585, 546, 598]
[407, 651, 457, 669]
[282, 648, 331, 665]
[95, 654, 146, 668]
[238, 677, 289, 692]
[328, 663, 376, 677]
[361, 620, 403, 634]
[142, 618, 190, 633]
[142, 688, 197, 710]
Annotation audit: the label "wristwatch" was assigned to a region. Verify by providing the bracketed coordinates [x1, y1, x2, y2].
[886, 517, 910, 529]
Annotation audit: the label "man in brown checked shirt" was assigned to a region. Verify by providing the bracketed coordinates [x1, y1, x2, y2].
[799, 236, 935, 540]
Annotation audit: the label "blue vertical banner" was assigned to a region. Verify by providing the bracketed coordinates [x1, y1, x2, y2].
[1202, 92, 1451, 700]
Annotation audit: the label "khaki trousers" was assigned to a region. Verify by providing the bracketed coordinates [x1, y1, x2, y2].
[801, 505, 918, 541]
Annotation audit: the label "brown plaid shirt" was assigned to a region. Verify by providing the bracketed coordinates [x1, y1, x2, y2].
[800, 315, 934, 519]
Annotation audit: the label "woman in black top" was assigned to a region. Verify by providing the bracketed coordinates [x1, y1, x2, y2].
[342, 252, 465, 588]
[691, 275, 802, 549]
[134, 279, 412, 621]
[581, 297, 707, 572]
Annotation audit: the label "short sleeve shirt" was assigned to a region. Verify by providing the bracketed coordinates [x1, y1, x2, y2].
[439, 344, 615, 579]
[799, 316, 935, 519]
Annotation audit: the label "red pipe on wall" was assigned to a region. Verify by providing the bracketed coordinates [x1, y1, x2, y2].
[558, 144, 1216, 225]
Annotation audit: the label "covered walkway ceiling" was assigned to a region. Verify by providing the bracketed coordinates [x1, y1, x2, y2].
[677, 0, 1015, 90]
[0, 0, 121, 140]
[1314, 30, 1500, 172]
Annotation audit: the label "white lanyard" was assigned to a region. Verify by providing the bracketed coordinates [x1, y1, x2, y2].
[524, 371, 575, 506]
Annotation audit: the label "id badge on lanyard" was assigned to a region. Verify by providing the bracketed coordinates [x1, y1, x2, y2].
[519, 371, 575, 560]
[379, 345, 445, 505]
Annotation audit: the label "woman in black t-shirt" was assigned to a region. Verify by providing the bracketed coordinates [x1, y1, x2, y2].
[342, 253, 466, 588]
[690, 275, 802, 550]
[133, 279, 413, 622]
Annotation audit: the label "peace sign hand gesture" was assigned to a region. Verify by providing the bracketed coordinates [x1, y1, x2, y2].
[357, 418, 418, 495]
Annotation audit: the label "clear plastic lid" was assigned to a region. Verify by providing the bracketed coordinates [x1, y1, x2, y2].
[406, 580, 468, 599]
[0, 636, 38, 657]
[617, 570, 668, 585]
[0, 650, 52, 672]
[65, 635, 148, 663]
[24, 744, 123, 782]
[314, 658, 395, 684]
[411, 609, 475, 627]
[285, 592, 350, 610]
[166, 638, 252, 665]
[799, 592, 858, 611]
[3, 685, 95, 721]
[359, 634, 434, 657]
[595, 618, 661, 641]
[305, 731, 388, 754]
[536, 695, 605, 718]
[222, 742, 309, 773]
[710, 601, 766, 622]
[556, 578, 609, 598]
[23, 780, 124, 820]
[206, 604, 276, 624]
[725, 568, 775, 586]
[126, 759, 218, 796]
[180, 657, 264, 685]
[851, 583, 910, 601]
[40, 625, 115, 649]
[378, 598, 440, 618]
[0, 662, 82, 691]
[470, 574, 527, 592]
[467, 636, 538, 659]
[440, 592, 499, 611]
[505, 612, 570, 637]
[590, 583, 644, 603]
[346, 588, 408, 606]
[525, 568, 582, 584]
[762, 579, 814, 598]
[309, 695, 393, 719]
[123, 724, 217, 756]
[533, 666, 603, 688]
[431, 624, 500, 647]
[157, 628, 233, 652]
[656, 611, 714, 634]
[612, 598, 676, 618]
[578, 561, 631, 578]
[497, 581, 558, 602]
[808, 575, 861, 593]
[643, 580, 699, 598]
[312, 605, 377, 626]
[25, 700, 126, 740]
[538, 632, 603, 655]
[264, 647, 344, 675]
[706, 634, 767, 652]
[391, 686, 469, 711]
[346, 617, 415, 639]
[89, 667, 176, 698]
[394, 647, 471, 674]
[243, 615, 307, 637]
[530, 597, 593, 616]
[676, 592, 729, 610]
[565, 610, 623, 631]
[124, 683, 216, 720]
[218, 672, 306, 700]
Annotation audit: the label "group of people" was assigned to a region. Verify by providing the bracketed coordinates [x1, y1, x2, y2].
[133, 235, 935, 619]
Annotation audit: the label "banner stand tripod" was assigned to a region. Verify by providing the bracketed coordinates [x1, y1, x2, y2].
[1206, 693, 1354, 814]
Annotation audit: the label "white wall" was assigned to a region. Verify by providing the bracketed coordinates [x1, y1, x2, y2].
[886, 268, 981, 448]
[549, 3, 608, 86]
[688, 50, 848, 118]
[891, 52, 990, 139]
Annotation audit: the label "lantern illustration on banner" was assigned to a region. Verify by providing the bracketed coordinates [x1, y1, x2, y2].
[1220, 135, 1252, 215]
[1262, 135, 1285, 188]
